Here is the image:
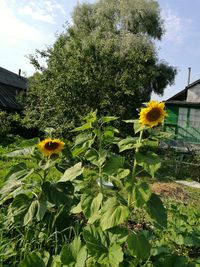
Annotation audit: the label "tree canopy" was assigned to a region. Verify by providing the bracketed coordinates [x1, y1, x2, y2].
[22, 0, 176, 134]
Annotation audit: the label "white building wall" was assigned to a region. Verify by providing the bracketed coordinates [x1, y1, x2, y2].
[187, 83, 200, 102]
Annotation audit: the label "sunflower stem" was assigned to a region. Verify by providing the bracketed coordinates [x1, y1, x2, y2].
[128, 130, 143, 207]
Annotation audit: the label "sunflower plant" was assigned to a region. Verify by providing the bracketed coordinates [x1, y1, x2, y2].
[1, 101, 198, 267]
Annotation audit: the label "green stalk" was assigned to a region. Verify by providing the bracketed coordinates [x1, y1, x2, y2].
[128, 130, 143, 207]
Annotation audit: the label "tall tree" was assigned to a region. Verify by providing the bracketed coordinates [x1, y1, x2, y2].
[23, 0, 176, 134]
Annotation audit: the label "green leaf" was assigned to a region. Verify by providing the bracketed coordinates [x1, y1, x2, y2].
[60, 237, 87, 267]
[85, 148, 107, 167]
[42, 181, 74, 206]
[72, 133, 95, 157]
[83, 226, 109, 264]
[127, 232, 151, 260]
[10, 193, 34, 225]
[103, 126, 119, 140]
[84, 110, 97, 123]
[0, 180, 22, 203]
[36, 194, 47, 221]
[100, 197, 129, 230]
[146, 193, 167, 228]
[81, 191, 102, 223]
[108, 226, 129, 244]
[88, 193, 103, 224]
[108, 244, 123, 267]
[71, 122, 92, 132]
[155, 255, 188, 267]
[135, 152, 161, 178]
[18, 252, 45, 267]
[4, 163, 34, 181]
[83, 226, 124, 267]
[132, 182, 151, 208]
[134, 120, 147, 134]
[123, 119, 136, 123]
[103, 155, 125, 175]
[59, 162, 83, 182]
[6, 147, 33, 157]
[118, 137, 137, 152]
[23, 199, 38, 225]
[101, 116, 119, 123]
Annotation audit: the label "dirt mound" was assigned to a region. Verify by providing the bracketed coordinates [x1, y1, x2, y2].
[151, 182, 188, 201]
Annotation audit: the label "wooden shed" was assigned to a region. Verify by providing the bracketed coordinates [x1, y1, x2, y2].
[0, 67, 27, 111]
[164, 79, 200, 143]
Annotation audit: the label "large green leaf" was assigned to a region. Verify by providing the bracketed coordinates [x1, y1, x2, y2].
[42, 181, 74, 206]
[154, 255, 188, 267]
[135, 152, 161, 178]
[118, 137, 137, 152]
[146, 193, 167, 228]
[36, 194, 47, 221]
[108, 244, 123, 267]
[10, 193, 34, 225]
[59, 162, 83, 182]
[23, 199, 38, 225]
[100, 197, 129, 230]
[71, 122, 92, 132]
[0, 180, 22, 203]
[103, 155, 125, 175]
[83, 226, 124, 266]
[72, 133, 94, 157]
[88, 193, 103, 224]
[6, 147, 33, 157]
[132, 182, 151, 208]
[81, 191, 102, 223]
[18, 252, 45, 267]
[127, 232, 151, 260]
[60, 237, 87, 267]
[101, 116, 119, 123]
[4, 163, 34, 181]
[83, 226, 108, 264]
[134, 120, 147, 134]
[85, 148, 107, 167]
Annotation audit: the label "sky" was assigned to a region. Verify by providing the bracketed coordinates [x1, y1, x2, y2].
[0, 0, 200, 101]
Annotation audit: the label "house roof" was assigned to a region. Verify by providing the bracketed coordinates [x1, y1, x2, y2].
[0, 67, 27, 111]
[0, 84, 21, 110]
[0, 67, 27, 90]
[165, 100, 200, 107]
[166, 78, 200, 102]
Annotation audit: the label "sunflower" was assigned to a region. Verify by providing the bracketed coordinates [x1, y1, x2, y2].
[38, 138, 65, 156]
[139, 100, 167, 127]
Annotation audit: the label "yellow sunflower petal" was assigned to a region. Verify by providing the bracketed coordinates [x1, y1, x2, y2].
[139, 101, 167, 127]
[38, 138, 65, 156]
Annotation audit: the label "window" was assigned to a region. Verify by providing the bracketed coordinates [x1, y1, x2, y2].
[189, 108, 200, 127]
[178, 107, 188, 127]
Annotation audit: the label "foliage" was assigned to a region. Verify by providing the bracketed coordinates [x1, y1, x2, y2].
[0, 112, 199, 266]
[22, 0, 176, 133]
[0, 110, 21, 137]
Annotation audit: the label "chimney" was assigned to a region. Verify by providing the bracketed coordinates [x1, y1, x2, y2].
[187, 67, 191, 85]
[18, 69, 21, 76]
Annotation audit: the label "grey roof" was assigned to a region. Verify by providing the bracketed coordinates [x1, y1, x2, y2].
[166, 78, 200, 102]
[0, 67, 27, 90]
[0, 84, 21, 110]
[165, 100, 200, 107]
[0, 67, 27, 111]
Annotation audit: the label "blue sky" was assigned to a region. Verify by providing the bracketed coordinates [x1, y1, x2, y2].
[0, 0, 200, 101]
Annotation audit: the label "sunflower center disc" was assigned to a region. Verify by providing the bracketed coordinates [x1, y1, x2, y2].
[146, 108, 161, 122]
[44, 142, 59, 150]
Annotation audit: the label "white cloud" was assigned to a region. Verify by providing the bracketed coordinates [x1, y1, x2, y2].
[0, 0, 45, 44]
[18, 0, 66, 24]
[19, 5, 55, 24]
[162, 6, 192, 44]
